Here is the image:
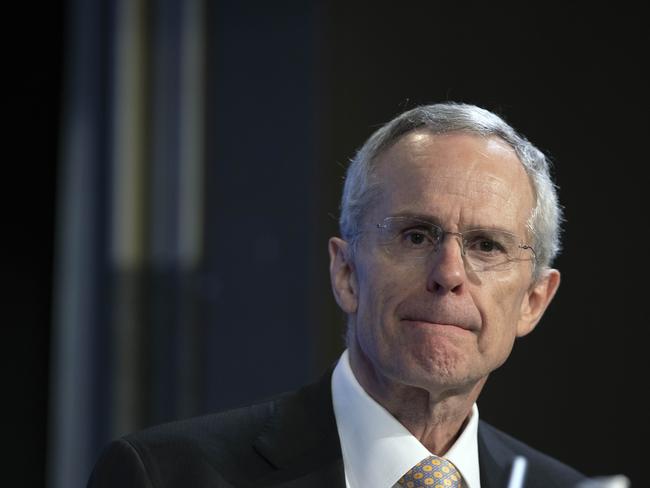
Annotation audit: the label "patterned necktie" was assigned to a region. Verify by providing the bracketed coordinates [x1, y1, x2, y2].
[397, 455, 463, 487]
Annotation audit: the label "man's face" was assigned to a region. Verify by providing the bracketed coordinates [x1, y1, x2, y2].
[330, 131, 560, 396]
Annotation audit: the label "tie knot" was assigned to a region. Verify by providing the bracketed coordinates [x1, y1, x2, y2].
[397, 455, 462, 488]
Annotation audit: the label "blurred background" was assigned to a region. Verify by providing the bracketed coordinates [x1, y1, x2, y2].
[5, 1, 645, 487]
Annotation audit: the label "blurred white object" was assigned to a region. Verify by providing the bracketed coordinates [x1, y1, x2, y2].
[506, 456, 527, 488]
[575, 475, 630, 488]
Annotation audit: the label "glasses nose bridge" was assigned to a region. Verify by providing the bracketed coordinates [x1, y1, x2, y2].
[439, 229, 467, 257]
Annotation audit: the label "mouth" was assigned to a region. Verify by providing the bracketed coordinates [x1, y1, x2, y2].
[401, 317, 477, 332]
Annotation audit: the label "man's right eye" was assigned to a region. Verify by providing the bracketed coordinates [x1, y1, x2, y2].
[402, 230, 430, 246]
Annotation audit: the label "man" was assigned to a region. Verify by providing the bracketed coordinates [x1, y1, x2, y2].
[88, 103, 586, 487]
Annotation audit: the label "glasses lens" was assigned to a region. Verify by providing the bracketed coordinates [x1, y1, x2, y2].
[462, 229, 522, 271]
[377, 217, 442, 258]
[377, 217, 534, 271]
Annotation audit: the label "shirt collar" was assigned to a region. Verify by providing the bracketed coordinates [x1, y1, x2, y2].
[331, 349, 481, 488]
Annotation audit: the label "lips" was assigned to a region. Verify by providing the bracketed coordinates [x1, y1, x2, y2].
[399, 308, 479, 332]
[402, 317, 474, 331]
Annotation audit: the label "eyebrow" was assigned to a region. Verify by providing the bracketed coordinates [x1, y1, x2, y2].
[386, 211, 520, 235]
[388, 211, 443, 225]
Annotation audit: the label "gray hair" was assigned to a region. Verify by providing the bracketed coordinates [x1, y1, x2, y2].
[339, 102, 563, 275]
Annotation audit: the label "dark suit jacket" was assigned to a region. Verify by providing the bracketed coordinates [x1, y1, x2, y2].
[88, 372, 586, 488]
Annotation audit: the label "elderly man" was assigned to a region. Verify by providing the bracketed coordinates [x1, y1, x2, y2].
[88, 103, 586, 488]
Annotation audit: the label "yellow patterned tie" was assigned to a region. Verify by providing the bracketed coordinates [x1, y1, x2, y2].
[397, 455, 463, 488]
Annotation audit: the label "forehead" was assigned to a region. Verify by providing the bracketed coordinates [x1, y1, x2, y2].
[371, 131, 535, 231]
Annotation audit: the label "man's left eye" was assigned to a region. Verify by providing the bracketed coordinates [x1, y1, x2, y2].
[479, 240, 496, 251]
[408, 232, 426, 244]
[472, 238, 505, 254]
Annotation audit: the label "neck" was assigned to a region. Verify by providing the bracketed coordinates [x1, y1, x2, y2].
[348, 346, 486, 455]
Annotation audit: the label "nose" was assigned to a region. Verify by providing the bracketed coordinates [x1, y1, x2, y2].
[426, 234, 467, 294]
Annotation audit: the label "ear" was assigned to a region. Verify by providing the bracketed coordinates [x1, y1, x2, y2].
[328, 237, 358, 314]
[516, 269, 561, 337]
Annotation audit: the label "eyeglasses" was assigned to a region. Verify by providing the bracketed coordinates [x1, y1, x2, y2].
[373, 216, 536, 272]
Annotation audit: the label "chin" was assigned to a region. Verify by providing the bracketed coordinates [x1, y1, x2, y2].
[398, 344, 477, 390]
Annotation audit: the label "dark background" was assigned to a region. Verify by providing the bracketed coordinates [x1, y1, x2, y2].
[5, 0, 64, 486]
[6, 1, 645, 486]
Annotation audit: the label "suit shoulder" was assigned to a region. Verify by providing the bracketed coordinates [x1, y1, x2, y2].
[88, 373, 339, 488]
[128, 394, 282, 448]
[91, 395, 288, 488]
[88, 438, 154, 488]
[478, 421, 586, 487]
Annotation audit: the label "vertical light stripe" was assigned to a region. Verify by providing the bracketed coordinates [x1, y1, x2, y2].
[178, 0, 204, 268]
[110, 0, 147, 268]
[48, 114, 98, 488]
[109, 0, 147, 437]
[47, 1, 109, 486]
[149, 0, 179, 267]
[175, 0, 205, 418]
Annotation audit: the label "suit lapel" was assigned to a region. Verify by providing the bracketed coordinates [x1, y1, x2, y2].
[252, 369, 346, 488]
[249, 373, 527, 488]
[478, 421, 518, 488]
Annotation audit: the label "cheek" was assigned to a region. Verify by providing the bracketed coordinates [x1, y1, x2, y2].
[476, 277, 529, 347]
[490, 274, 528, 313]
[355, 268, 410, 340]
[357, 277, 400, 326]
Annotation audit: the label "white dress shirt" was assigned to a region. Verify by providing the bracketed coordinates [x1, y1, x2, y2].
[331, 349, 481, 488]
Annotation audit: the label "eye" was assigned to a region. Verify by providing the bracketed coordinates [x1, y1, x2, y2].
[477, 239, 499, 252]
[405, 230, 427, 245]
[466, 234, 508, 255]
[400, 226, 436, 248]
